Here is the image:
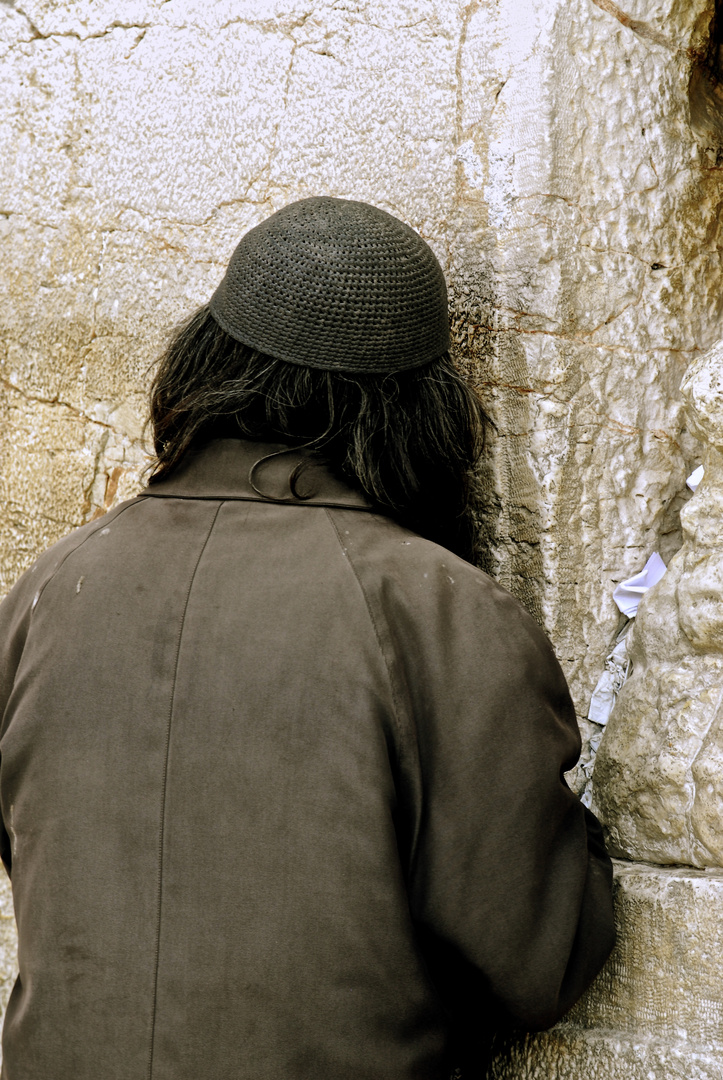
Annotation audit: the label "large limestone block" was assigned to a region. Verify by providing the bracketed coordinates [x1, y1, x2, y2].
[491, 1027, 723, 1080]
[490, 861, 723, 1079]
[593, 340, 723, 866]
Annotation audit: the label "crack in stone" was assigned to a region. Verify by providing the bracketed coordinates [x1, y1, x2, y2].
[0, 213, 60, 230]
[477, 379, 568, 405]
[219, 10, 314, 36]
[83, 231, 110, 355]
[497, 263, 649, 340]
[447, 0, 484, 275]
[590, 0, 693, 56]
[12, 4, 152, 42]
[4, 502, 83, 530]
[579, 242, 666, 269]
[464, 320, 701, 357]
[368, 20, 428, 31]
[0, 375, 140, 444]
[197, 10, 314, 210]
[124, 28, 147, 57]
[454, 0, 481, 161]
[598, 416, 682, 448]
[219, 17, 289, 34]
[255, 12, 314, 202]
[80, 428, 110, 520]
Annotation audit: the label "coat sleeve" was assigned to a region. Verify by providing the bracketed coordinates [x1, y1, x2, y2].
[382, 555, 615, 1041]
[0, 518, 112, 877]
[0, 532, 83, 728]
[0, 504, 136, 730]
[0, 568, 40, 878]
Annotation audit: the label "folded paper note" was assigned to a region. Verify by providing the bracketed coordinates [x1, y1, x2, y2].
[686, 464, 704, 492]
[612, 552, 666, 618]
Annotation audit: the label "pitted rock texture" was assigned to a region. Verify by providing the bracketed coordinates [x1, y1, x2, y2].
[490, 1028, 723, 1080]
[593, 340, 723, 866]
[567, 861, 723, 1045]
[456, 0, 723, 697]
[0, 879, 17, 1023]
[490, 861, 723, 1078]
[1, 0, 722, 723]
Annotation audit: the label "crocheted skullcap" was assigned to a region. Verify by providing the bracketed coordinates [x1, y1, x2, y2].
[209, 196, 450, 373]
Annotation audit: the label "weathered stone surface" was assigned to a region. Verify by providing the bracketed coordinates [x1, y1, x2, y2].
[594, 340, 723, 866]
[0, 380, 143, 590]
[0, 878, 16, 1022]
[567, 861, 723, 1044]
[462, 0, 723, 702]
[490, 860, 723, 1078]
[491, 1027, 723, 1080]
[2, 0, 722, 721]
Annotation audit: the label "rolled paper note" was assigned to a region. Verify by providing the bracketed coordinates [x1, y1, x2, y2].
[686, 464, 704, 492]
[612, 552, 667, 618]
[587, 669, 618, 727]
[588, 633, 631, 726]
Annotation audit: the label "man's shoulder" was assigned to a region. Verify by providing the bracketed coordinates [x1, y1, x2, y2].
[1, 498, 143, 610]
[328, 508, 575, 743]
[327, 507, 547, 655]
[327, 506, 485, 581]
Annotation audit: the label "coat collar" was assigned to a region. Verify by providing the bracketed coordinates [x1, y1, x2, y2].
[142, 438, 375, 512]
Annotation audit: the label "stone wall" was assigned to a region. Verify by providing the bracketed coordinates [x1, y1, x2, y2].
[2, 0, 723, 1074]
[4, 0, 722, 716]
[594, 341, 723, 867]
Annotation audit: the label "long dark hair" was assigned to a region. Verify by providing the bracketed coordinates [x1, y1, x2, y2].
[147, 305, 489, 560]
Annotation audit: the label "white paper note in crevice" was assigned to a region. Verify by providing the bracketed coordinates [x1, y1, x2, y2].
[612, 552, 667, 618]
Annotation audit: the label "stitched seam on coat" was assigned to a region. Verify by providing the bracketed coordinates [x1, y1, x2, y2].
[147, 500, 223, 1080]
[28, 498, 144, 623]
[324, 509, 407, 731]
[323, 508, 421, 872]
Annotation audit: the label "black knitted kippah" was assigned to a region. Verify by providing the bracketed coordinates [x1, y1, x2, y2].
[209, 196, 450, 373]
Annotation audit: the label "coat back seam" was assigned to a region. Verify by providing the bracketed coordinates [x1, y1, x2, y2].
[146, 499, 223, 1080]
[323, 508, 422, 877]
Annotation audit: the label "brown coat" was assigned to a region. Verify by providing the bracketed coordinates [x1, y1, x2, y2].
[0, 439, 614, 1079]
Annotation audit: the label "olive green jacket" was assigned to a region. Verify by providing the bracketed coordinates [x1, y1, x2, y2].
[0, 439, 614, 1079]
